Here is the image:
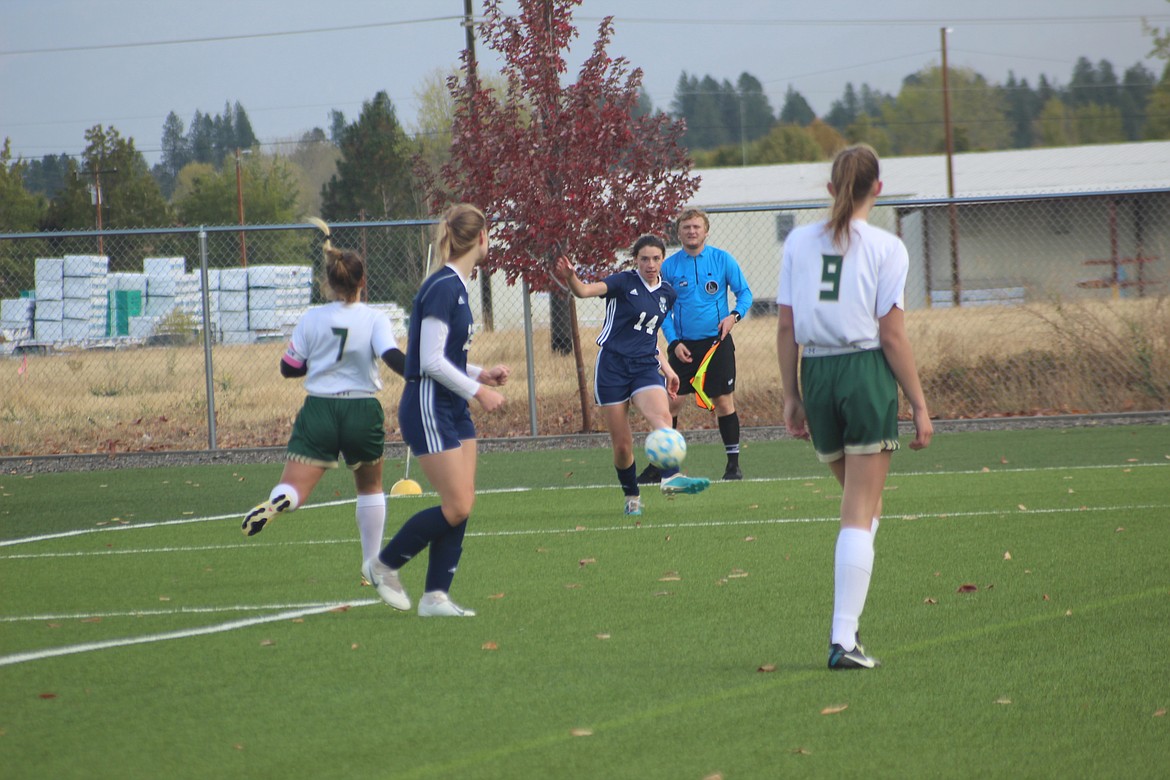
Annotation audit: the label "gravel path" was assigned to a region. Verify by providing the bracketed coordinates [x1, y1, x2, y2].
[1, 412, 1166, 475]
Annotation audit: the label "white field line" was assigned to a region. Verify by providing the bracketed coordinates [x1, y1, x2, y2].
[1, 461, 1165, 550]
[3, 502, 1170, 563]
[0, 601, 379, 668]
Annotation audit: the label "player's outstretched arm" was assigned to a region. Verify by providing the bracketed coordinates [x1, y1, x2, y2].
[553, 256, 607, 299]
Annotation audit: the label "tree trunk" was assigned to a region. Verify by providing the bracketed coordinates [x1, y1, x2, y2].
[480, 269, 494, 331]
[567, 295, 592, 432]
[549, 289, 573, 354]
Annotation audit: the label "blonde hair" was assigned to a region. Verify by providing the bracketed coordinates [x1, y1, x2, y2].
[675, 208, 710, 231]
[435, 203, 486, 264]
[827, 144, 880, 252]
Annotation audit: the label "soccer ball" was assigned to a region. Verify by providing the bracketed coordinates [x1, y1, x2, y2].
[645, 427, 687, 470]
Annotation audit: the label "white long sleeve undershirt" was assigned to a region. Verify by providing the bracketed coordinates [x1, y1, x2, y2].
[419, 316, 482, 401]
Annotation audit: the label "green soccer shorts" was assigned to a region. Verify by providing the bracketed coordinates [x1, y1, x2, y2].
[800, 348, 900, 463]
[286, 395, 385, 470]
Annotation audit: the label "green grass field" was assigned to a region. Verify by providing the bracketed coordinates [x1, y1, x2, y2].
[2, 425, 1168, 779]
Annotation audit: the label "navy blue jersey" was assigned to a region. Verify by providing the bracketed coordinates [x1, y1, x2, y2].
[595, 270, 676, 359]
[404, 267, 474, 396]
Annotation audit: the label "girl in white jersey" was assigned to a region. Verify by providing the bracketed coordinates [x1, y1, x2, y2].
[241, 231, 406, 574]
[776, 144, 933, 670]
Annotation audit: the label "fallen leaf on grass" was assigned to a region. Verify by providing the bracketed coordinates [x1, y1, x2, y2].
[1115, 527, 1126, 533]
[923, 598, 938, 604]
[1154, 708, 1166, 717]
[570, 728, 593, 737]
[1043, 594, 1050, 601]
[595, 633, 611, 640]
[488, 593, 506, 600]
[790, 747, 811, 755]
[1003, 551, 1012, 560]
[233, 744, 245, 751]
[757, 664, 776, 673]
[39, 693, 57, 699]
[658, 573, 681, 581]
[981, 466, 990, 473]
[1017, 504, 1027, 511]
[564, 583, 581, 589]
[329, 605, 351, 613]
[574, 525, 587, 531]
[728, 570, 750, 579]
[957, 584, 978, 593]
[820, 704, 848, 715]
[158, 596, 171, 602]
[744, 536, 756, 542]
[481, 642, 499, 651]
[291, 618, 304, 623]
[260, 639, 275, 647]
[81, 617, 102, 623]
[350, 643, 360, 650]
[703, 773, 725, 780]
[578, 558, 597, 567]
[654, 591, 674, 597]
[995, 697, 1012, 705]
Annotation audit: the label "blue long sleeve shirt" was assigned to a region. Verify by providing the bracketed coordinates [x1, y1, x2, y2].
[660, 245, 753, 343]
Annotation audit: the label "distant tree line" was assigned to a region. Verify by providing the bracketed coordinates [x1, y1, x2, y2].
[670, 56, 1170, 166]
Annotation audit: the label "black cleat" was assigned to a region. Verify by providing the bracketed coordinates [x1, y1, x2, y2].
[722, 464, 743, 480]
[828, 642, 880, 670]
[636, 464, 662, 484]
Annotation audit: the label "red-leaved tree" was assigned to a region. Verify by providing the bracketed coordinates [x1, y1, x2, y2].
[421, 0, 698, 431]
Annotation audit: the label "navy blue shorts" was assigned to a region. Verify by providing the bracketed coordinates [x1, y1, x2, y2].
[593, 347, 666, 406]
[399, 377, 476, 456]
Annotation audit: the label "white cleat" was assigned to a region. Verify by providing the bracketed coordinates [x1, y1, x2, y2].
[417, 591, 476, 617]
[362, 558, 411, 611]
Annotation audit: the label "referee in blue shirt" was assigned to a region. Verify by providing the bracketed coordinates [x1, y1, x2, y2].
[641, 208, 753, 482]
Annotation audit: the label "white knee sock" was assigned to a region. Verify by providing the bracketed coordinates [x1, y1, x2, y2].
[831, 527, 875, 649]
[355, 492, 387, 564]
[270, 484, 300, 512]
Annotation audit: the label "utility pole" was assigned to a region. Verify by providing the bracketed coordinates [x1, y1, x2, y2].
[235, 148, 249, 267]
[82, 166, 117, 256]
[464, 0, 495, 330]
[941, 27, 961, 308]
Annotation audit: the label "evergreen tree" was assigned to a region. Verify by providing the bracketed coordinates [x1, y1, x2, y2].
[321, 90, 416, 220]
[155, 111, 189, 198]
[1003, 73, 1042, 148]
[736, 73, 774, 141]
[1068, 57, 1097, 106]
[1121, 63, 1156, 140]
[22, 153, 72, 199]
[0, 139, 46, 231]
[825, 82, 859, 131]
[188, 111, 214, 165]
[233, 101, 257, 149]
[329, 110, 347, 145]
[778, 85, 815, 126]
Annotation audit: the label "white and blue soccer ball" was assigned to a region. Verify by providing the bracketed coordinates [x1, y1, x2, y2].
[645, 427, 687, 470]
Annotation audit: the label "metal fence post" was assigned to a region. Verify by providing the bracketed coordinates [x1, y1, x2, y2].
[198, 227, 218, 450]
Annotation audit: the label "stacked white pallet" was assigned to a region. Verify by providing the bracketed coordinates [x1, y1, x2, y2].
[33, 258, 64, 341]
[143, 257, 193, 318]
[108, 272, 148, 297]
[218, 268, 251, 343]
[0, 296, 35, 340]
[61, 255, 108, 342]
[246, 265, 312, 339]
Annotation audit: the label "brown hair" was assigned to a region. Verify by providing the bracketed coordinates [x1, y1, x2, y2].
[435, 203, 487, 264]
[675, 208, 710, 231]
[827, 144, 880, 251]
[322, 245, 366, 303]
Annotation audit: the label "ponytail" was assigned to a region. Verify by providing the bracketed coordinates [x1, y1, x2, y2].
[827, 144, 880, 252]
[435, 203, 486, 265]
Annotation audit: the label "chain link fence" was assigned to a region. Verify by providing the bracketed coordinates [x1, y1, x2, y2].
[2, 189, 1168, 457]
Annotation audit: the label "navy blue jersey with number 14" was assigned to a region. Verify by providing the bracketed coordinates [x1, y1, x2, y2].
[595, 270, 676, 359]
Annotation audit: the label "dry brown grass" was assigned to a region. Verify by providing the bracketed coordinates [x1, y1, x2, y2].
[2, 296, 1167, 456]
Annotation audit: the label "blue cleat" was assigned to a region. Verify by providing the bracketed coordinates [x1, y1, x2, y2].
[660, 474, 710, 495]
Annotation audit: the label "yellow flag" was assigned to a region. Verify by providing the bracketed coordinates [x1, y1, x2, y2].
[689, 340, 721, 411]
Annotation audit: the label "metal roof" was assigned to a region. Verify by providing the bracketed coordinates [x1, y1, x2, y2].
[689, 141, 1170, 207]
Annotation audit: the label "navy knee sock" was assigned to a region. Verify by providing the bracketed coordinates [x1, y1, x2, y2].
[425, 519, 468, 593]
[617, 462, 639, 497]
[379, 505, 449, 570]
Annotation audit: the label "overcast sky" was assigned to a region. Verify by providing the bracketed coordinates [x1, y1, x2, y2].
[2, 0, 1168, 166]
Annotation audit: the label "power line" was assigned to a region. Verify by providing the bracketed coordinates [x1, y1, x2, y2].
[0, 16, 462, 57]
[584, 14, 1170, 28]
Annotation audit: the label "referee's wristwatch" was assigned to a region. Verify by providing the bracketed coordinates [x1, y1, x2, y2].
[732, 311, 742, 323]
